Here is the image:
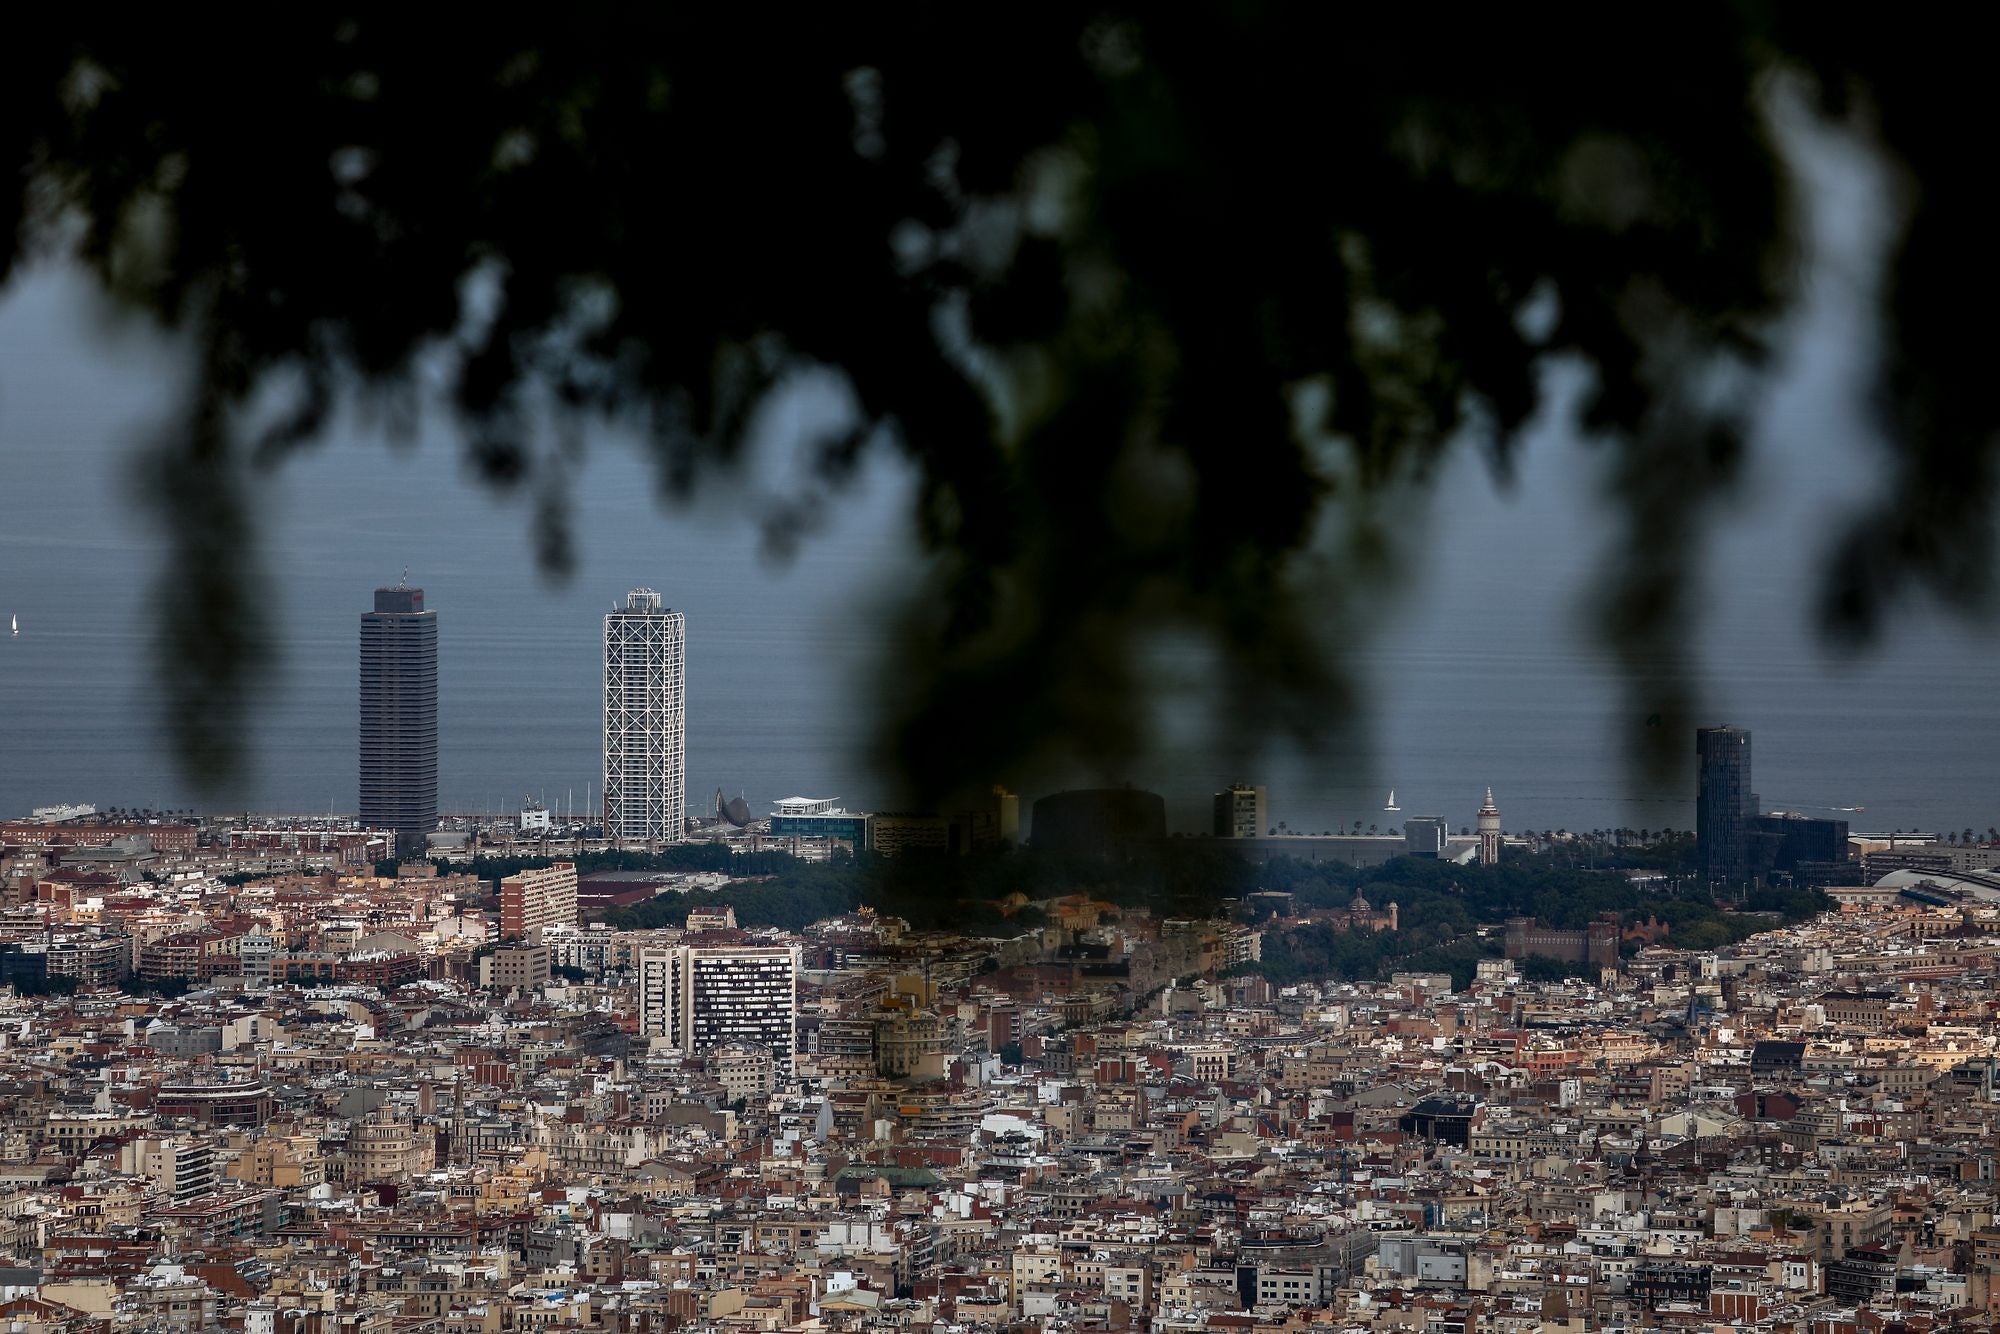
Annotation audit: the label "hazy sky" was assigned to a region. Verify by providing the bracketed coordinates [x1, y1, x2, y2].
[4, 106, 1999, 835]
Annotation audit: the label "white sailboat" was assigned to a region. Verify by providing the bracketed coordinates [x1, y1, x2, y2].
[1383, 789, 1400, 812]
[8, 614, 15, 637]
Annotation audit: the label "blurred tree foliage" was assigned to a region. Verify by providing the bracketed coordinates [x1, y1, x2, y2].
[1, 10, 1986, 799]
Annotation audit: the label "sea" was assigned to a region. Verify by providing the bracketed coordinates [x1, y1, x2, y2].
[5, 245, 2000, 843]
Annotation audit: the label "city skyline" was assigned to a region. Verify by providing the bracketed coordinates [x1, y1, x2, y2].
[10, 279, 2000, 836]
[6, 21, 2000, 1331]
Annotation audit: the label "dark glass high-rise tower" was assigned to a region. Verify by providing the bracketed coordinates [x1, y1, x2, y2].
[360, 584, 438, 856]
[1696, 725, 1752, 889]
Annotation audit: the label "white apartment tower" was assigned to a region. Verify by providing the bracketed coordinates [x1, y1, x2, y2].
[604, 588, 686, 841]
[640, 942, 801, 1070]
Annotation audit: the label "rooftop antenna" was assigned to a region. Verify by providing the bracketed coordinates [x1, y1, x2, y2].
[398, 568, 410, 588]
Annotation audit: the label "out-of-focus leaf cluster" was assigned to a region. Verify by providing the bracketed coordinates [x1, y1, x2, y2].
[0, 9, 1986, 801]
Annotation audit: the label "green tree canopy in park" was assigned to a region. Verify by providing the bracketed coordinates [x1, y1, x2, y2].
[2, 10, 1989, 801]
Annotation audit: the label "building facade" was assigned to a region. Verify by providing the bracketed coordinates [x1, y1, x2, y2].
[950, 786, 1021, 852]
[1503, 914, 1621, 971]
[1402, 816, 1447, 857]
[155, 1081, 273, 1126]
[603, 588, 686, 842]
[483, 944, 551, 991]
[871, 812, 949, 855]
[45, 934, 133, 987]
[1748, 811, 1849, 876]
[873, 1001, 945, 1078]
[123, 1135, 216, 1201]
[343, 1106, 435, 1182]
[1696, 725, 1753, 889]
[768, 797, 872, 848]
[499, 862, 578, 940]
[359, 584, 438, 856]
[1212, 784, 1268, 839]
[640, 942, 801, 1070]
[711, 1043, 777, 1102]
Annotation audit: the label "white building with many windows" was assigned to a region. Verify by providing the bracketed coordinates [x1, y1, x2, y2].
[640, 942, 800, 1070]
[604, 588, 685, 842]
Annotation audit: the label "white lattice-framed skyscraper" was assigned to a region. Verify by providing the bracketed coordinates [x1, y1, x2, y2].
[604, 588, 686, 841]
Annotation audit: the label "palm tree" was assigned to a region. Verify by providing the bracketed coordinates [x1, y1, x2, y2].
[1367, 823, 1378, 836]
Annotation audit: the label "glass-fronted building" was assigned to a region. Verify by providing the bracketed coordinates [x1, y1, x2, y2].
[360, 584, 438, 857]
[768, 797, 872, 849]
[1696, 725, 1753, 888]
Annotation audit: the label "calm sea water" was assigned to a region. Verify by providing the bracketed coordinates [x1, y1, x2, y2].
[0, 399, 916, 827]
[5, 265, 2000, 840]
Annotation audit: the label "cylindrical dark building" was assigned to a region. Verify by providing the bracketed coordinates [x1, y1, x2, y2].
[360, 584, 438, 856]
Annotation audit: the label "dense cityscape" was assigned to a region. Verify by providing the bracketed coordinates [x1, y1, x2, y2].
[0, 583, 1997, 1334]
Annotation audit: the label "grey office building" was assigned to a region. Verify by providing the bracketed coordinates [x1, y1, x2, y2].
[1696, 725, 1752, 889]
[360, 585, 438, 856]
[1403, 816, 1448, 858]
[1749, 812, 1849, 876]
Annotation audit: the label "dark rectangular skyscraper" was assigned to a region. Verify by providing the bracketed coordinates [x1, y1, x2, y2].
[360, 584, 438, 856]
[1696, 725, 1752, 890]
